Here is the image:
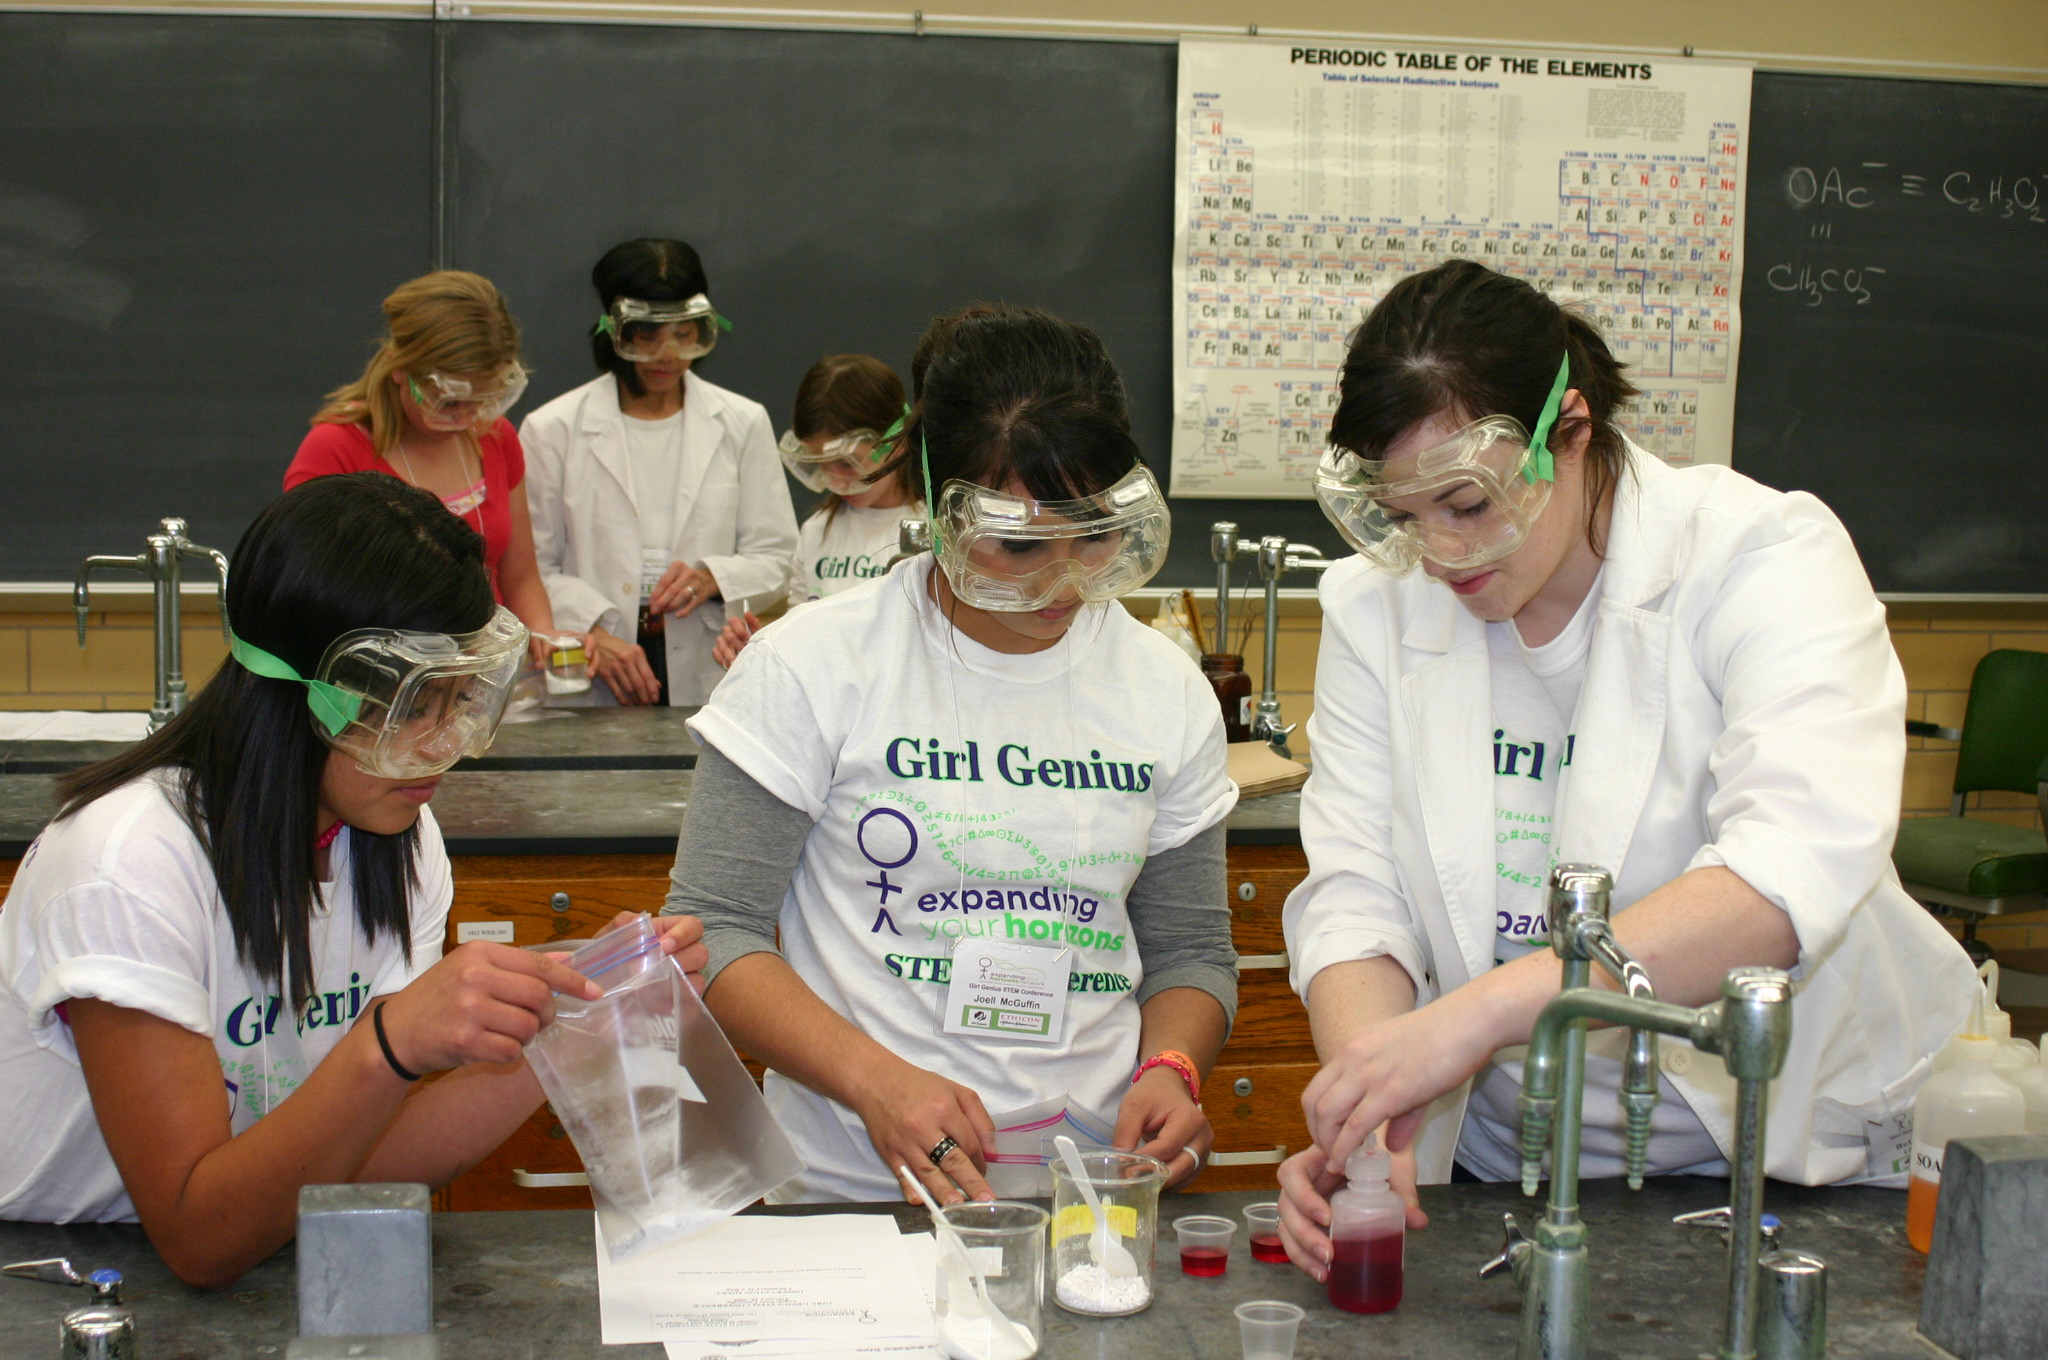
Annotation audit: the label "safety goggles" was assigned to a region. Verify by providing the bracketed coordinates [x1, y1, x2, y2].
[231, 605, 529, 780]
[778, 428, 889, 494]
[598, 294, 731, 364]
[1314, 356, 1570, 572]
[405, 365, 529, 432]
[932, 464, 1170, 612]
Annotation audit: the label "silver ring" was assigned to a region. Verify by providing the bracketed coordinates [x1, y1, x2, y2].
[1177, 1145, 1205, 1173]
[927, 1136, 960, 1166]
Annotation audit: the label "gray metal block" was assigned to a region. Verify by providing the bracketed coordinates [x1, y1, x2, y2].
[1917, 1135, 2048, 1360]
[296, 1184, 434, 1337]
[285, 1337, 441, 1360]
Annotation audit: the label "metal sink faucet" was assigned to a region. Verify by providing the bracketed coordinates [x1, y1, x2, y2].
[1249, 534, 1328, 758]
[75, 517, 230, 730]
[1482, 862, 1800, 1360]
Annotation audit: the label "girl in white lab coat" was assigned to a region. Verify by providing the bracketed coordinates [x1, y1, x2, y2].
[1274, 260, 1978, 1280]
[521, 238, 799, 706]
[711, 353, 924, 668]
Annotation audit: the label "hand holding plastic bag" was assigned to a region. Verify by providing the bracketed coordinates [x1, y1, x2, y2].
[525, 914, 803, 1261]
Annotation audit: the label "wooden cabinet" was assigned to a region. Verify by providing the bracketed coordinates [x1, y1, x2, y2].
[435, 842, 1316, 1207]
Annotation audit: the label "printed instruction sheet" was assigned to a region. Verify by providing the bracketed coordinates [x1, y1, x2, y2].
[1172, 37, 1753, 495]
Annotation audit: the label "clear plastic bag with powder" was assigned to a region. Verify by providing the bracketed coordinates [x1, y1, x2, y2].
[524, 914, 804, 1261]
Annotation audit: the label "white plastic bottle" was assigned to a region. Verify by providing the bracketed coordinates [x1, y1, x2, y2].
[2007, 1042, 2048, 1137]
[1907, 1031, 2025, 1253]
[1325, 1135, 1404, 1314]
[1934, 962, 2035, 1079]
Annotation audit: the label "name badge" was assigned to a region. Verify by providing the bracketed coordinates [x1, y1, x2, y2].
[639, 548, 669, 601]
[940, 937, 1072, 1046]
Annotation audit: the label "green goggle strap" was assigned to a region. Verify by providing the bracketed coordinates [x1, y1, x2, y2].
[869, 404, 913, 463]
[920, 429, 942, 552]
[1521, 355, 1573, 485]
[228, 633, 362, 738]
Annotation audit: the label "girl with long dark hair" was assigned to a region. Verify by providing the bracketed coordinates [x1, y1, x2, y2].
[0, 474, 704, 1286]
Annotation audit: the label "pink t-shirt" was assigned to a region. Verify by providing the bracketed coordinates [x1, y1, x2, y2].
[285, 420, 525, 602]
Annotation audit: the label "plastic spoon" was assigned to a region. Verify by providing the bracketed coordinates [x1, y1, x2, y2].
[896, 1166, 1035, 1359]
[1053, 1135, 1138, 1279]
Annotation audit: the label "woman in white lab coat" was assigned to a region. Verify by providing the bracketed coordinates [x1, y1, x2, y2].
[521, 238, 799, 706]
[1274, 260, 1978, 1280]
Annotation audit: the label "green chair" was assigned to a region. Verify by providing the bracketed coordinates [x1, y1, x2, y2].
[1893, 648, 2048, 963]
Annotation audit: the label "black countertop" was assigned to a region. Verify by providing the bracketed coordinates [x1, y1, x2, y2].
[0, 706, 703, 776]
[0, 1180, 1929, 1359]
[0, 773, 1301, 859]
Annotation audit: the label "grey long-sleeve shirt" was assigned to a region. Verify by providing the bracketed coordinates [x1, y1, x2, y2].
[663, 743, 1237, 1032]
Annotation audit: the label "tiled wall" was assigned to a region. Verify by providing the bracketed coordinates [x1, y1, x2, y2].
[0, 605, 228, 712]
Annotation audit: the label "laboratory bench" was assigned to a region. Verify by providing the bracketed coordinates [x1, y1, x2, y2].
[0, 708, 1317, 1205]
[0, 1181, 1934, 1359]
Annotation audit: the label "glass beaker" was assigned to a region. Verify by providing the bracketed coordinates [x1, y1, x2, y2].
[545, 634, 591, 695]
[934, 1201, 1047, 1360]
[1048, 1148, 1165, 1316]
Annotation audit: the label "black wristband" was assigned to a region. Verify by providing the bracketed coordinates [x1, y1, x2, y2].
[372, 1002, 421, 1082]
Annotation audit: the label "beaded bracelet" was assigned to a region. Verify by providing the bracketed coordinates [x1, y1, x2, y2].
[1132, 1049, 1203, 1106]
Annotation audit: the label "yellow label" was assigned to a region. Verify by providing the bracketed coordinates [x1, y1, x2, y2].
[1052, 1204, 1139, 1244]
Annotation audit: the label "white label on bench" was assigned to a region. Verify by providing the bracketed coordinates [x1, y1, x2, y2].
[455, 921, 516, 944]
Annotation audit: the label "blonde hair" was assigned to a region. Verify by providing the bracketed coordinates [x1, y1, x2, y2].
[314, 270, 523, 457]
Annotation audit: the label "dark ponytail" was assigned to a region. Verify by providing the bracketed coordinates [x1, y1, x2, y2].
[1330, 260, 1638, 554]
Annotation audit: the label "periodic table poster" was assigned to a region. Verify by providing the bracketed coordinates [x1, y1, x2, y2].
[1171, 38, 1753, 496]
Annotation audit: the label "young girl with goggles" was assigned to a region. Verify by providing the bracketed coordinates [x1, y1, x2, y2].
[0, 474, 705, 1284]
[1272, 260, 1977, 1286]
[716, 355, 924, 669]
[286, 270, 558, 671]
[522, 238, 798, 707]
[666, 304, 1237, 1208]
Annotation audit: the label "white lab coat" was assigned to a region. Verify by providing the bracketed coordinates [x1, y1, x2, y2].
[521, 372, 799, 705]
[1284, 447, 1978, 1187]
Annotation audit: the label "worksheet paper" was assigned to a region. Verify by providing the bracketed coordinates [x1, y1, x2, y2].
[663, 1235, 943, 1360]
[1171, 37, 1753, 495]
[595, 1213, 936, 1350]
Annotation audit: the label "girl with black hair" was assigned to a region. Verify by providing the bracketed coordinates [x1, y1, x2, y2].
[1273, 260, 1977, 1279]
[664, 304, 1238, 1206]
[0, 474, 705, 1286]
[522, 238, 799, 706]
[712, 353, 923, 668]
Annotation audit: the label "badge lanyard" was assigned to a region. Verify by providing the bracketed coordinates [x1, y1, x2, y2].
[931, 580, 1090, 1048]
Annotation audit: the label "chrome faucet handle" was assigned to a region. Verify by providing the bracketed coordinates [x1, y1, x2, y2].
[1674, 1206, 1782, 1252]
[202, 548, 232, 641]
[3, 1257, 122, 1303]
[1478, 1212, 1533, 1280]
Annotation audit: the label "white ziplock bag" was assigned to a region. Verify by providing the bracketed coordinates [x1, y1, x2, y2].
[525, 914, 805, 1261]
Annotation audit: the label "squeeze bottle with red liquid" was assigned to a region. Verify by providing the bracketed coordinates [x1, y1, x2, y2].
[1326, 1134, 1404, 1314]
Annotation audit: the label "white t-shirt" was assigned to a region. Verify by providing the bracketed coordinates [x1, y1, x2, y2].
[1462, 575, 1721, 1182]
[689, 555, 1236, 1201]
[0, 774, 451, 1224]
[622, 409, 685, 557]
[790, 502, 919, 605]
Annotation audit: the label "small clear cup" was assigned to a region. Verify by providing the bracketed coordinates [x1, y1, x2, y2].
[545, 634, 591, 695]
[934, 1201, 1047, 1360]
[1048, 1148, 1165, 1315]
[1234, 1299, 1307, 1360]
[1172, 1214, 1237, 1277]
[1243, 1201, 1287, 1263]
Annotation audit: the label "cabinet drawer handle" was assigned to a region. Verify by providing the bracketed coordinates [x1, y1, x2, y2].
[512, 1169, 589, 1188]
[1235, 953, 1288, 971]
[1207, 1147, 1287, 1167]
